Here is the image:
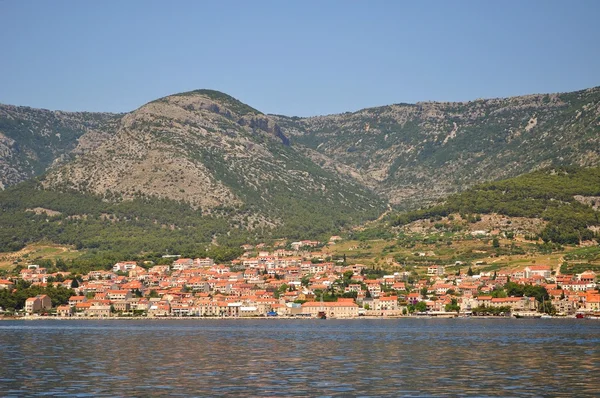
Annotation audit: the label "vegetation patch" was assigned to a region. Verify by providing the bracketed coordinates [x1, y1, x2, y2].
[393, 167, 600, 245]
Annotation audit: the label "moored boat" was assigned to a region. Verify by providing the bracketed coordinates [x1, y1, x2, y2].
[514, 312, 542, 319]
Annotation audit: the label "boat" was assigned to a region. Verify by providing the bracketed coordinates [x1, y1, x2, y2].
[514, 312, 542, 319]
[540, 314, 552, 319]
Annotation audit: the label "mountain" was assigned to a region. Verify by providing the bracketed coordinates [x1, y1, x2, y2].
[274, 86, 600, 208]
[2, 86, 599, 208]
[0, 90, 384, 254]
[0, 104, 120, 189]
[0, 86, 598, 255]
[42, 89, 383, 223]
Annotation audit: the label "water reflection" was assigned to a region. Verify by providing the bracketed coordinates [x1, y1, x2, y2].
[1, 319, 599, 396]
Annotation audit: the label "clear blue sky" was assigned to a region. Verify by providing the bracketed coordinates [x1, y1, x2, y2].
[1, 1, 599, 116]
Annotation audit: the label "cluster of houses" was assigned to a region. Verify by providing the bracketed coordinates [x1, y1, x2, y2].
[3, 242, 600, 318]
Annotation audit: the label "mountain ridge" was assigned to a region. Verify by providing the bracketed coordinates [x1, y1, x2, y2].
[274, 85, 600, 207]
[0, 86, 598, 254]
[0, 104, 121, 189]
[27, 90, 384, 240]
[0, 85, 598, 216]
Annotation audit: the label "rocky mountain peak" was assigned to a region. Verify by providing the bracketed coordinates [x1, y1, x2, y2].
[1, 86, 598, 215]
[123, 89, 289, 146]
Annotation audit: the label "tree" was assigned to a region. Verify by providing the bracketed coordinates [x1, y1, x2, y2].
[71, 279, 79, 289]
[301, 275, 311, 287]
[415, 301, 428, 312]
[539, 300, 556, 315]
[445, 298, 460, 313]
[55, 258, 68, 272]
[504, 282, 549, 303]
[467, 266, 474, 276]
[343, 270, 354, 283]
[492, 238, 500, 248]
[274, 283, 289, 299]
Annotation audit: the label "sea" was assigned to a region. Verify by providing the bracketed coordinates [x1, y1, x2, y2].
[0, 318, 599, 397]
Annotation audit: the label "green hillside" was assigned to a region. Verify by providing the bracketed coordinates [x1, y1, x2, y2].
[392, 166, 600, 244]
[1, 87, 598, 265]
[0, 172, 382, 257]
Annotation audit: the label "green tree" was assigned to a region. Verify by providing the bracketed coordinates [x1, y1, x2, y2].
[539, 300, 556, 315]
[55, 258, 68, 272]
[274, 283, 289, 299]
[301, 275, 311, 287]
[445, 298, 460, 313]
[343, 270, 354, 283]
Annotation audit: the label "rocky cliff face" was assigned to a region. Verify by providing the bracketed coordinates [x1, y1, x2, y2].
[1, 87, 598, 215]
[41, 90, 383, 229]
[274, 86, 600, 208]
[0, 104, 120, 188]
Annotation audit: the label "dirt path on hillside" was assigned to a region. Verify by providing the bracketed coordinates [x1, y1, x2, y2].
[555, 256, 564, 276]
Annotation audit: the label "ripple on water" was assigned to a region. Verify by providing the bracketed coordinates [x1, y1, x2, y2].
[1, 319, 599, 396]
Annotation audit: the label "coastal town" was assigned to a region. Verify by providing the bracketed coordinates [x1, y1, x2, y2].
[1, 237, 599, 320]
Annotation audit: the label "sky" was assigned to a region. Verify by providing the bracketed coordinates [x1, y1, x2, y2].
[1, 0, 599, 116]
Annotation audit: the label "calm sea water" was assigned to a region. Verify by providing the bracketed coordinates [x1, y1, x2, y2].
[1, 319, 599, 397]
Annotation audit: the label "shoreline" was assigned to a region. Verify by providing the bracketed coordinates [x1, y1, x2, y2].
[1, 315, 574, 321]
